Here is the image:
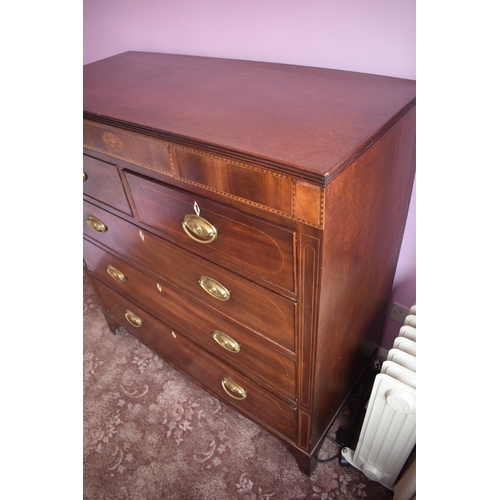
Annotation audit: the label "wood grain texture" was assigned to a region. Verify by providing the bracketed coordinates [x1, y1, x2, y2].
[309, 107, 416, 449]
[83, 52, 416, 476]
[172, 146, 294, 214]
[84, 120, 172, 175]
[125, 172, 297, 292]
[84, 238, 296, 401]
[84, 51, 416, 183]
[83, 154, 132, 215]
[83, 200, 296, 352]
[94, 278, 298, 442]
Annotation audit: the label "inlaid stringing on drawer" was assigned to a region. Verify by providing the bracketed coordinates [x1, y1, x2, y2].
[83, 200, 297, 352]
[84, 119, 325, 228]
[83, 154, 132, 215]
[171, 145, 325, 228]
[83, 120, 172, 175]
[94, 279, 297, 442]
[84, 238, 296, 400]
[84, 51, 416, 475]
[125, 172, 297, 294]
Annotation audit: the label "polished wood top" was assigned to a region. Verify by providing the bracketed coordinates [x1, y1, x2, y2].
[84, 51, 415, 182]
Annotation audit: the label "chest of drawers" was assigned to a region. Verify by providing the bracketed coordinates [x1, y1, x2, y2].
[83, 52, 416, 475]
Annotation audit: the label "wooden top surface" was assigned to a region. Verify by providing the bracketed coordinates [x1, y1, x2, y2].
[83, 51, 415, 182]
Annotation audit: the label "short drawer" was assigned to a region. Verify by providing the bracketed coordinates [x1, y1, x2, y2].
[84, 239, 296, 400]
[83, 201, 296, 352]
[125, 172, 296, 293]
[83, 154, 132, 215]
[93, 278, 297, 442]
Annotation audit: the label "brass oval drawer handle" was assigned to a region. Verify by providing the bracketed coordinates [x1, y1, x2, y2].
[212, 330, 241, 353]
[86, 216, 107, 234]
[221, 378, 247, 400]
[199, 276, 231, 301]
[83, 172, 88, 182]
[125, 310, 142, 328]
[182, 214, 218, 244]
[106, 265, 126, 283]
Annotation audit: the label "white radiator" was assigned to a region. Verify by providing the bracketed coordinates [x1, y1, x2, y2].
[341, 305, 416, 490]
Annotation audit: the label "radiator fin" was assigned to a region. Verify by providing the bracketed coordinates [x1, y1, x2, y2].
[341, 305, 416, 490]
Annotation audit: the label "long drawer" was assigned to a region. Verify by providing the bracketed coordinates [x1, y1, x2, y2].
[93, 278, 297, 442]
[124, 172, 296, 293]
[83, 200, 296, 352]
[84, 238, 296, 400]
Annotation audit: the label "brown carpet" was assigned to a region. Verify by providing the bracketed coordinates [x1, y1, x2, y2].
[83, 272, 393, 499]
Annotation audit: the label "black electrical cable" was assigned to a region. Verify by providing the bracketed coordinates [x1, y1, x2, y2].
[317, 436, 343, 463]
[317, 359, 381, 465]
[325, 436, 343, 448]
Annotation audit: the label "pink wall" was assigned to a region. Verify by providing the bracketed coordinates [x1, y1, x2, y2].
[83, 0, 416, 349]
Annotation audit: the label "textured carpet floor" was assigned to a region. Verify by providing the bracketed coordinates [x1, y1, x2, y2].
[83, 272, 393, 499]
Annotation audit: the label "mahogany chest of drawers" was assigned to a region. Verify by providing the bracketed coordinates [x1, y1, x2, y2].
[83, 52, 416, 474]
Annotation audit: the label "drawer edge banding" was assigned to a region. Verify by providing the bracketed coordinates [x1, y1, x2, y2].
[84, 119, 324, 228]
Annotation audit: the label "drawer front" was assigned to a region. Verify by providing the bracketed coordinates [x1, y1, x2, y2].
[171, 146, 294, 214]
[84, 239, 296, 400]
[83, 201, 296, 352]
[125, 172, 296, 293]
[83, 154, 132, 215]
[93, 278, 297, 442]
[83, 120, 172, 175]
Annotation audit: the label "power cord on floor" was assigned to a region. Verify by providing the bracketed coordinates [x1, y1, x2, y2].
[317, 436, 343, 463]
[317, 358, 381, 465]
[317, 432, 354, 463]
